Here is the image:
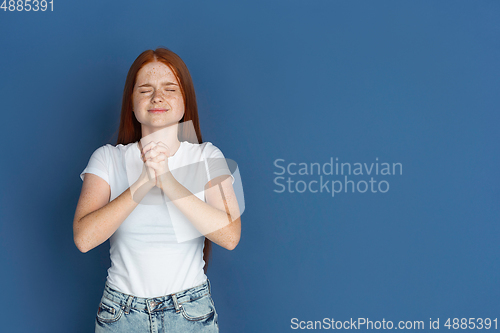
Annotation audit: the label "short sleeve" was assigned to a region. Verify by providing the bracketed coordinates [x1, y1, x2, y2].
[203, 142, 235, 185]
[80, 145, 110, 185]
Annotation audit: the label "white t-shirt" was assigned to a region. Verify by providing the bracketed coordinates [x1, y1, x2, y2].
[80, 140, 233, 298]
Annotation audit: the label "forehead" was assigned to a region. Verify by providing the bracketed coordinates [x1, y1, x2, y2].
[136, 61, 178, 83]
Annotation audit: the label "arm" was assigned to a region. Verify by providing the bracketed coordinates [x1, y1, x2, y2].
[159, 172, 241, 250]
[73, 169, 155, 253]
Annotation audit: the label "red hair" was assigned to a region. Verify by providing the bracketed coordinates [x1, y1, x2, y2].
[115, 47, 212, 273]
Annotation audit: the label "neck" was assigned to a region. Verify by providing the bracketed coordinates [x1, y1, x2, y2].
[139, 123, 181, 155]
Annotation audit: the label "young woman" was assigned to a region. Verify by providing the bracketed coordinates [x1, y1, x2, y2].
[73, 47, 241, 333]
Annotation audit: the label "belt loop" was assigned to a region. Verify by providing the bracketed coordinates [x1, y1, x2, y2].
[124, 295, 134, 315]
[171, 293, 181, 313]
[207, 278, 211, 294]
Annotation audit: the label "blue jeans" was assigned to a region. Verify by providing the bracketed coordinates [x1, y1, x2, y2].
[95, 279, 219, 333]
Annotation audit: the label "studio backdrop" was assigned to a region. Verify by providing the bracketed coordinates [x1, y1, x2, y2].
[1, 1, 499, 332]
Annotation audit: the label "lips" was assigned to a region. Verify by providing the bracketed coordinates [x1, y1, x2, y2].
[148, 108, 168, 113]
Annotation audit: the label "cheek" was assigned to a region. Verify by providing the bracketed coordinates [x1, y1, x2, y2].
[133, 94, 147, 106]
[177, 94, 185, 107]
[178, 100, 186, 113]
[172, 95, 184, 109]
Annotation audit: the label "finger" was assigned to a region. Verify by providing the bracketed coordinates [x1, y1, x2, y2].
[147, 154, 166, 164]
[151, 153, 166, 162]
[140, 141, 157, 158]
[144, 148, 160, 160]
[145, 159, 163, 170]
[156, 141, 169, 148]
[141, 141, 157, 153]
[155, 141, 171, 156]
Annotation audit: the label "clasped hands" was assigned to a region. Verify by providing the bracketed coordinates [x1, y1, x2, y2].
[140, 141, 172, 188]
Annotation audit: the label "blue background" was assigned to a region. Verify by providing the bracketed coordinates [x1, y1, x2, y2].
[1, 0, 499, 332]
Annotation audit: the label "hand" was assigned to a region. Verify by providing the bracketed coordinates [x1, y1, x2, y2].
[141, 141, 171, 188]
[130, 142, 158, 202]
[138, 141, 157, 182]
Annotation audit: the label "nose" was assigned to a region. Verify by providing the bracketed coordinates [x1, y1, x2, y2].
[151, 90, 165, 103]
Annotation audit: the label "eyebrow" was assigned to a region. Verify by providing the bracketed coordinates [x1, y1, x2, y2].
[138, 82, 178, 88]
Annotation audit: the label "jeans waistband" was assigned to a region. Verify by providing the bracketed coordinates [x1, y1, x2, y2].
[102, 279, 212, 314]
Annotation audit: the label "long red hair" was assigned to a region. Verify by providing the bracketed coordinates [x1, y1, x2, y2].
[115, 47, 212, 273]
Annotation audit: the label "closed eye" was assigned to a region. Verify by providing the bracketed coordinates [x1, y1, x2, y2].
[139, 89, 175, 94]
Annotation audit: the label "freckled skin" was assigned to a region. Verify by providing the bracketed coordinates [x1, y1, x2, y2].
[74, 60, 241, 253]
[131, 62, 241, 249]
[132, 62, 185, 137]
